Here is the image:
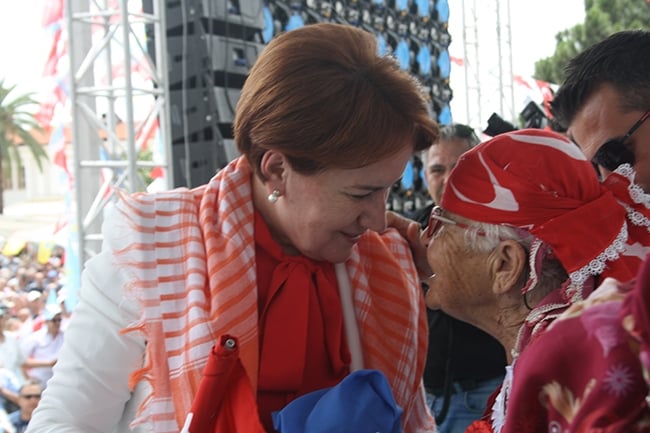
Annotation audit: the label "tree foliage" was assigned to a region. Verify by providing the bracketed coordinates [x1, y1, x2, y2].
[534, 0, 650, 84]
[0, 80, 49, 213]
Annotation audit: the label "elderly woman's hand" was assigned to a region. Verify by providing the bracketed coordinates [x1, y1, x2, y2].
[386, 211, 432, 281]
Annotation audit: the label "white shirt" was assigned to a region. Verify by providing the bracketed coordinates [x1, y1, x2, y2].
[20, 327, 64, 387]
[0, 332, 25, 382]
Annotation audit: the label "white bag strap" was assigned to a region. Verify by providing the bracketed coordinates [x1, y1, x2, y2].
[335, 263, 364, 371]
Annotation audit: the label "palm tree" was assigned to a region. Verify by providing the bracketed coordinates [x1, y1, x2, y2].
[0, 80, 49, 214]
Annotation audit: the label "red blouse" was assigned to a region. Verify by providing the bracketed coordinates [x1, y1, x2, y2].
[253, 210, 350, 432]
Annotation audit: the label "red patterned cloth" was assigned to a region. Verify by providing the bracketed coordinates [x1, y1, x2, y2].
[502, 283, 650, 432]
[442, 129, 650, 289]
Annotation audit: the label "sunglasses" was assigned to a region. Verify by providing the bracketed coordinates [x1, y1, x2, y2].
[20, 394, 41, 400]
[426, 206, 486, 238]
[592, 110, 650, 171]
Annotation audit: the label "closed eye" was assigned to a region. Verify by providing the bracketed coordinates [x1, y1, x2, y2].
[349, 192, 373, 200]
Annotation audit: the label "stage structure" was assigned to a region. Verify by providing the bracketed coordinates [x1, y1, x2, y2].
[455, 0, 515, 128]
[160, 0, 453, 216]
[66, 0, 452, 267]
[66, 0, 173, 267]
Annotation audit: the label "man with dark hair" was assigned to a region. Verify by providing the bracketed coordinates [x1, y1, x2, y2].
[413, 123, 507, 433]
[551, 30, 650, 191]
[9, 380, 42, 433]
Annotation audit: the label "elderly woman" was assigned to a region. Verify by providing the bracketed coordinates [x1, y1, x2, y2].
[398, 128, 650, 432]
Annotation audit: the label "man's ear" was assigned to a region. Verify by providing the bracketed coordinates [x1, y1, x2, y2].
[491, 240, 526, 295]
[259, 150, 286, 184]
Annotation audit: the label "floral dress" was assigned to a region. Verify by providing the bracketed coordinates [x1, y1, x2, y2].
[467, 274, 650, 433]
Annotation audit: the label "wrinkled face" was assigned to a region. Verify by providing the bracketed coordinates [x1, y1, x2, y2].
[424, 138, 472, 204]
[422, 210, 493, 323]
[275, 144, 414, 263]
[568, 84, 650, 192]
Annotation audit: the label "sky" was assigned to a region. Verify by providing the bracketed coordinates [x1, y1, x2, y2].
[0, 0, 586, 129]
[446, 0, 586, 128]
[0, 0, 51, 96]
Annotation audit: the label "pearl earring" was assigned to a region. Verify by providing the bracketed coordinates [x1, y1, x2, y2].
[267, 189, 281, 203]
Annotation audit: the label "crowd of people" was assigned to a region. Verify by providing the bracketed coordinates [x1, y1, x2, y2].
[0, 243, 68, 433]
[0, 23, 645, 433]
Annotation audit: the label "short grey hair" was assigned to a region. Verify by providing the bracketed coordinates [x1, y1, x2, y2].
[421, 123, 480, 163]
[447, 211, 568, 298]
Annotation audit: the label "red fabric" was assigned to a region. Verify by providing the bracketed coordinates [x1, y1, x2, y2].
[43, 27, 63, 76]
[254, 211, 350, 431]
[502, 293, 650, 432]
[621, 253, 650, 395]
[441, 129, 650, 284]
[603, 172, 650, 283]
[188, 335, 265, 433]
[41, 0, 63, 27]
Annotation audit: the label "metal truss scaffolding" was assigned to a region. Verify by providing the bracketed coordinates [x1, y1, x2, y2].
[456, 0, 516, 128]
[66, 0, 172, 265]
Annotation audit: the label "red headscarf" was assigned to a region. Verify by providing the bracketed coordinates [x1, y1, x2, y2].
[441, 129, 650, 291]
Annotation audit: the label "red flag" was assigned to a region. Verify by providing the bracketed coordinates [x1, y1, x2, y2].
[535, 79, 555, 120]
[35, 98, 57, 127]
[43, 27, 64, 76]
[136, 118, 159, 152]
[149, 166, 164, 179]
[450, 56, 465, 66]
[185, 335, 266, 433]
[41, 0, 64, 27]
[48, 124, 72, 178]
[513, 74, 533, 90]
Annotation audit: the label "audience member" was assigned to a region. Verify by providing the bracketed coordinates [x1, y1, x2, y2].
[0, 307, 24, 413]
[8, 380, 41, 433]
[0, 307, 25, 383]
[550, 30, 650, 191]
[12, 309, 32, 340]
[412, 124, 506, 433]
[20, 305, 63, 387]
[389, 128, 650, 432]
[27, 23, 438, 433]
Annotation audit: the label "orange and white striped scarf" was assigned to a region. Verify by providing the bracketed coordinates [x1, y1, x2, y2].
[112, 156, 434, 433]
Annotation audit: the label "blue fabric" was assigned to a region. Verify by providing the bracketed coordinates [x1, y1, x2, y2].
[436, 0, 450, 23]
[272, 369, 404, 433]
[395, 0, 408, 12]
[396, 39, 410, 71]
[285, 13, 304, 31]
[427, 375, 503, 433]
[438, 104, 452, 126]
[376, 33, 388, 56]
[415, 0, 429, 16]
[262, 6, 274, 43]
[416, 44, 432, 77]
[437, 50, 451, 79]
[401, 160, 414, 190]
[9, 410, 29, 433]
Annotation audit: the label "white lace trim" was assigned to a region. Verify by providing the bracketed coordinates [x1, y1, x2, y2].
[521, 238, 545, 294]
[491, 364, 513, 433]
[568, 221, 628, 287]
[615, 164, 650, 209]
[622, 203, 650, 233]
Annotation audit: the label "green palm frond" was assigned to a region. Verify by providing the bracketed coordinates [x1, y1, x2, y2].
[0, 79, 49, 176]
